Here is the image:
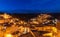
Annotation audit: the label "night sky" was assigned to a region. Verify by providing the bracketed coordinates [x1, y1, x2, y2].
[0, 0, 60, 13]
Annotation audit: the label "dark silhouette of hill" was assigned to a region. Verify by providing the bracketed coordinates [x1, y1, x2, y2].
[0, 9, 60, 14]
[0, 10, 60, 20]
[10, 9, 60, 14]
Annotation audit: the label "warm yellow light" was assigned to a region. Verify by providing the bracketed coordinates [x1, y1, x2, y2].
[5, 34, 13, 37]
[52, 27, 57, 33]
[43, 33, 53, 37]
[3, 13, 11, 19]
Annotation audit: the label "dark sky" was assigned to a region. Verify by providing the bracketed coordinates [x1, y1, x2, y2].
[0, 0, 60, 13]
